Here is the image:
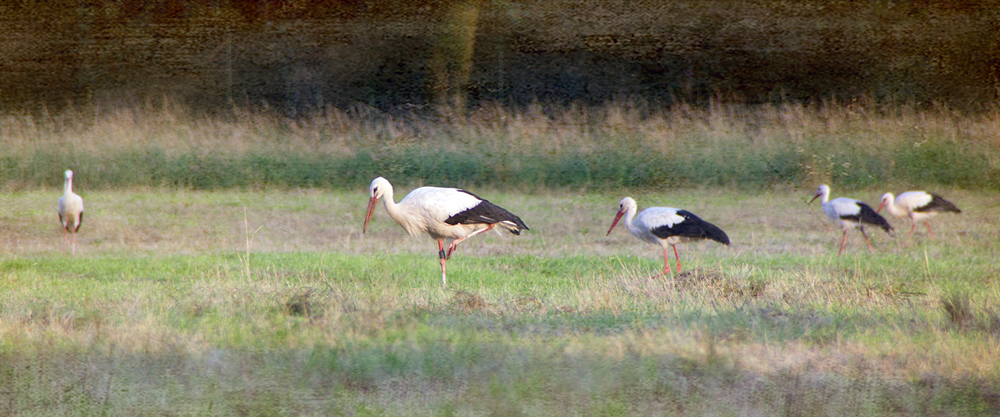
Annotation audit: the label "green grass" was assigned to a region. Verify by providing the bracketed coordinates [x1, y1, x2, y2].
[1, 188, 998, 415]
[2, 101, 999, 192]
[2, 101, 999, 414]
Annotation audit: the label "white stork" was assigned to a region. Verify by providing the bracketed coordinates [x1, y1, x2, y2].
[363, 177, 529, 288]
[809, 184, 892, 255]
[876, 191, 961, 239]
[57, 169, 84, 256]
[606, 197, 730, 277]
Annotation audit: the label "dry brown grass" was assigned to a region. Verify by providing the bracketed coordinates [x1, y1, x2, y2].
[4, 99, 999, 160]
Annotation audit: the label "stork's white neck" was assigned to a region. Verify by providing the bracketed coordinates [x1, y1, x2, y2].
[883, 198, 907, 218]
[380, 185, 398, 215]
[622, 203, 641, 236]
[816, 186, 830, 203]
[64, 176, 74, 195]
[378, 184, 423, 237]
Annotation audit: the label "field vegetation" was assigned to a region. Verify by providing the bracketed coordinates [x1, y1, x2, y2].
[2, 99, 999, 192]
[1, 102, 999, 415]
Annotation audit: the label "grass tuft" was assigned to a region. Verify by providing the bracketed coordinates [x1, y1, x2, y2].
[942, 293, 1000, 335]
[942, 293, 976, 328]
[285, 291, 314, 318]
[450, 290, 488, 312]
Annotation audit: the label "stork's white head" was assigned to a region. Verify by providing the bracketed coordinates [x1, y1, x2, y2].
[64, 170, 74, 179]
[618, 197, 637, 213]
[364, 177, 393, 233]
[369, 176, 391, 200]
[876, 192, 894, 213]
[809, 184, 830, 204]
[607, 197, 637, 236]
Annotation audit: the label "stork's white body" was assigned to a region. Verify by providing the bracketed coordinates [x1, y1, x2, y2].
[607, 197, 729, 276]
[57, 170, 84, 255]
[819, 196, 865, 229]
[379, 186, 490, 240]
[877, 191, 960, 238]
[364, 177, 528, 288]
[810, 184, 892, 255]
[626, 207, 694, 246]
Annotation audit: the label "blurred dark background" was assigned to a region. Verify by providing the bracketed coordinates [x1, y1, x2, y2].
[2, 0, 999, 114]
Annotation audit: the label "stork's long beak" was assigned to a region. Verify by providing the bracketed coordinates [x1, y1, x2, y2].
[363, 196, 379, 233]
[875, 200, 887, 213]
[606, 209, 625, 236]
[808, 193, 820, 204]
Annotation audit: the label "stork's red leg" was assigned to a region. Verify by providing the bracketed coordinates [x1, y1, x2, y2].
[925, 221, 935, 239]
[446, 224, 495, 259]
[860, 227, 875, 253]
[908, 222, 916, 239]
[438, 239, 448, 288]
[838, 230, 847, 256]
[673, 245, 682, 274]
[658, 246, 673, 277]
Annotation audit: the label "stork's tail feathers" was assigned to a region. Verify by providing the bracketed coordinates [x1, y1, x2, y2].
[656, 211, 730, 246]
[497, 217, 529, 235]
[444, 193, 529, 235]
[701, 221, 731, 246]
[927, 193, 962, 214]
[858, 203, 893, 234]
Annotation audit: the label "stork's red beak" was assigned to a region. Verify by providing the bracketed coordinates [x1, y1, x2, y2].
[606, 209, 625, 236]
[875, 200, 887, 213]
[808, 193, 820, 204]
[363, 196, 379, 233]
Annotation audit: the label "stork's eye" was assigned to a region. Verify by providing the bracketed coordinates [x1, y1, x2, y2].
[373, 187, 379, 193]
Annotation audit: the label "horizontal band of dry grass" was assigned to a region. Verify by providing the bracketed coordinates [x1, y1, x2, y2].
[2, 99, 999, 191]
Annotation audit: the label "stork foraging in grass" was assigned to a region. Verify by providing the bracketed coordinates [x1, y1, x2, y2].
[809, 184, 892, 255]
[876, 191, 961, 239]
[606, 197, 730, 277]
[57, 170, 84, 256]
[363, 177, 529, 288]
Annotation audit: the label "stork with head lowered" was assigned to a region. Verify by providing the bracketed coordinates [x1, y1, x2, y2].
[364, 177, 529, 288]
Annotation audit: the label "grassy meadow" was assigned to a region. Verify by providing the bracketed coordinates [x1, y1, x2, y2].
[2, 102, 1000, 415]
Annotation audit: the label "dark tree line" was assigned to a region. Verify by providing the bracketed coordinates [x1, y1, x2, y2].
[2, 0, 999, 113]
